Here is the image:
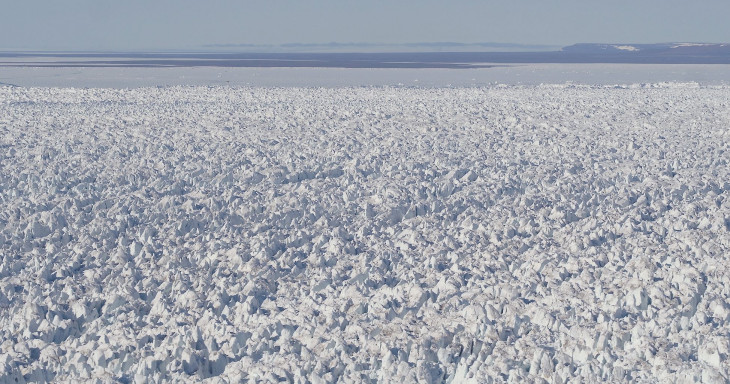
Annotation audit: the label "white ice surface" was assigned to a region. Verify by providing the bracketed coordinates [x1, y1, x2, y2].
[1, 84, 729, 382]
[1, 64, 730, 88]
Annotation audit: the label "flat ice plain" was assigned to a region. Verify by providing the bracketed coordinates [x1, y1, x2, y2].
[1, 66, 730, 382]
[3, 63, 730, 88]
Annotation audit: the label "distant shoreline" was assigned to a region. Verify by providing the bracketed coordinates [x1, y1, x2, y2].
[2, 46, 730, 69]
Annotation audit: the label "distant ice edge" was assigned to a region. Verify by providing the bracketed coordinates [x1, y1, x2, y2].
[1, 84, 729, 383]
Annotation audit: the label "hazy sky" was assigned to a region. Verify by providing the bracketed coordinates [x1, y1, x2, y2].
[2, 0, 729, 51]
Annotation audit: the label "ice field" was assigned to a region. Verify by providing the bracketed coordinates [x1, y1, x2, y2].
[1, 82, 730, 382]
[3, 63, 730, 88]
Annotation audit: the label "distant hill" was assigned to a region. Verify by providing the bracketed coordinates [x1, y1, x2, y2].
[562, 43, 730, 62]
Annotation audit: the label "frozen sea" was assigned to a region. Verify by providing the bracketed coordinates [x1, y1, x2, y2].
[1, 63, 729, 382]
[1, 62, 730, 88]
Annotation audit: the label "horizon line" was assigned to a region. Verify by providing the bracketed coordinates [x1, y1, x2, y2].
[1, 41, 728, 55]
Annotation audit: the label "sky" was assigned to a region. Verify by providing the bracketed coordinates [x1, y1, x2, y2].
[2, 0, 729, 51]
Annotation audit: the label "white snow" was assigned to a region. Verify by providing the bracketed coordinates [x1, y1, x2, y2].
[670, 43, 715, 48]
[612, 45, 640, 51]
[1, 84, 729, 382]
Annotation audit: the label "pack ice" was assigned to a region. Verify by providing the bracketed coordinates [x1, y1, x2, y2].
[1, 84, 729, 383]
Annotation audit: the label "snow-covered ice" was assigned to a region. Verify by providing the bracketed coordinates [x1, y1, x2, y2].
[1, 84, 729, 382]
[2, 64, 730, 88]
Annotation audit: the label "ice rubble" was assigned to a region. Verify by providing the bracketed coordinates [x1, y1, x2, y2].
[0, 84, 729, 383]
